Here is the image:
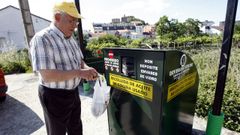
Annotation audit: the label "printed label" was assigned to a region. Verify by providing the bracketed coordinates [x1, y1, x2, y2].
[104, 58, 119, 72]
[139, 59, 159, 82]
[167, 72, 197, 102]
[110, 73, 153, 101]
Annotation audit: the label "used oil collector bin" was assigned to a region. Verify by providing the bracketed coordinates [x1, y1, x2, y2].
[103, 48, 199, 135]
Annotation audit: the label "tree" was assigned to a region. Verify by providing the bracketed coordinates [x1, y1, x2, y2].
[86, 34, 129, 55]
[155, 16, 171, 38]
[234, 23, 240, 34]
[156, 16, 186, 41]
[183, 18, 202, 36]
[128, 16, 146, 25]
[155, 16, 208, 47]
[233, 24, 240, 47]
[126, 39, 143, 48]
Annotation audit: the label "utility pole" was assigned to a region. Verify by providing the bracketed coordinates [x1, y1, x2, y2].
[18, 0, 35, 48]
[18, 0, 36, 75]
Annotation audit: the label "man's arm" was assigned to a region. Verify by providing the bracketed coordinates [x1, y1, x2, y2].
[39, 69, 80, 83]
[39, 62, 98, 83]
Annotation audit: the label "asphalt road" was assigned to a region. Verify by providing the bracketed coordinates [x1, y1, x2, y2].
[0, 73, 239, 135]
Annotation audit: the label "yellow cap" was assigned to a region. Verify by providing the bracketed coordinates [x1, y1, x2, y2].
[53, 1, 83, 19]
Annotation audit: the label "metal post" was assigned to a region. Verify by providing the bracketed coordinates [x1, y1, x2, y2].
[206, 0, 238, 134]
[74, 0, 90, 92]
[212, 0, 238, 116]
[74, 0, 85, 56]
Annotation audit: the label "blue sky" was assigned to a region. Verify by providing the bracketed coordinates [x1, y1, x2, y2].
[0, 0, 239, 31]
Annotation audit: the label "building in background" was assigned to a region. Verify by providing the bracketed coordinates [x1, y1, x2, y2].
[92, 15, 155, 40]
[143, 25, 156, 38]
[219, 20, 240, 31]
[0, 5, 50, 53]
[112, 18, 120, 24]
[201, 20, 240, 34]
[121, 15, 133, 23]
[92, 22, 136, 35]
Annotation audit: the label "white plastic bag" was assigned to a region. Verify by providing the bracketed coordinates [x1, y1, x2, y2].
[91, 75, 111, 117]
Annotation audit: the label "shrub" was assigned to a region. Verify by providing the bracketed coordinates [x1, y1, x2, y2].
[2, 62, 26, 74]
[191, 48, 240, 132]
[0, 49, 31, 74]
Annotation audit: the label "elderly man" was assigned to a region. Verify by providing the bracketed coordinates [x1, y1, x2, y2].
[30, 1, 98, 135]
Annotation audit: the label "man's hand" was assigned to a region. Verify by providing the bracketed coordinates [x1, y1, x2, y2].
[79, 67, 98, 81]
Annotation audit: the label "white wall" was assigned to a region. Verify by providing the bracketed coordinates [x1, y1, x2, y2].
[0, 6, 50, 52]
[0, 7, 24, 50]
[135, 25, 144, 34]
[32, 15, 51, 32]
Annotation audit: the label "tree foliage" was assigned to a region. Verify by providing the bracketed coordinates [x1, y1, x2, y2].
[155, 16, 180, 40]
[86, 34, 129, 56]
[156, 16, 202, 40]
[184, 18, 202, 36]
[233, 24, 240, 47]
[191, 48, 240, 132]
[155, 16, 224, 47]
[128, 16, 146, 25]
[234, 23, 240, 34]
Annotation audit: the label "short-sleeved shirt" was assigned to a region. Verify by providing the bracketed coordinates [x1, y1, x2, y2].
[30, 23, 83, 90]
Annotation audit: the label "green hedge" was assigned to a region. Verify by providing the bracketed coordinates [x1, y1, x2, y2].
[1, 62, 26, 74]
[191, 48, 240, 132]
[0, 49, 32, 74]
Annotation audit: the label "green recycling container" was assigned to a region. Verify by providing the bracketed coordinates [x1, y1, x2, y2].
[103, 48, 199, 135]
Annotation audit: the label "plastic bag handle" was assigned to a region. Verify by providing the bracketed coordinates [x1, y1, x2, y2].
[99, 77, 102, 87]
[96, 74, 102, 87]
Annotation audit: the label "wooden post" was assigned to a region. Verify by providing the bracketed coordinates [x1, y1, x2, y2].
[18, 0, 35, 48]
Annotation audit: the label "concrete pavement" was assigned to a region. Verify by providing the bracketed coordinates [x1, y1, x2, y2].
[0, 73, 239, 135]
[1, 73, 108, 135]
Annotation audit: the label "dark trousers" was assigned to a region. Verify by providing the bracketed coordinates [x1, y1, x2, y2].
[38, 85, 82, 135]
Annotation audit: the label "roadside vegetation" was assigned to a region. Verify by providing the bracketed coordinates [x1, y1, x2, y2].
[0, 49, 32, 74]
[190, 48, 240, 132]
[0, 16, 240, 132]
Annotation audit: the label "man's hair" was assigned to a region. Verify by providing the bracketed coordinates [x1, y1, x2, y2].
[53, 10, 67, 21]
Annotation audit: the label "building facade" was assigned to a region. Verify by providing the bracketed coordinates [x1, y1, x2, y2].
[93, 23, 136, 35]
[0, 6, 50, 52]
[92, 15, 153, 39]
